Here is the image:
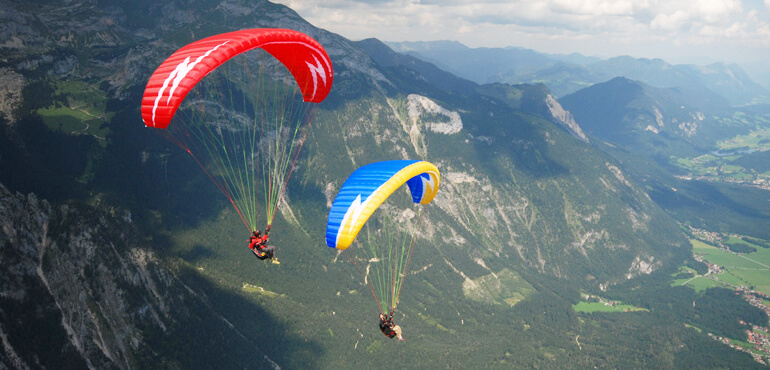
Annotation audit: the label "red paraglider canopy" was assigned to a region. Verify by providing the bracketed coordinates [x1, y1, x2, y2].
[141, 28, 334, 129]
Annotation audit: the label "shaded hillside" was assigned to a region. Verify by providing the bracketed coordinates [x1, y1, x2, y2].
[590, 138, 770, 240]
[559, 77, 770, 239]
[0, 183, 300, 368]
[475, 82, 588, 142]
[560, 77, 735, 156]
[733, 150, 770, 173]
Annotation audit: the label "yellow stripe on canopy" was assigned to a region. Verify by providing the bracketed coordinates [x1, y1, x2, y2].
[335, 161, 440, 250]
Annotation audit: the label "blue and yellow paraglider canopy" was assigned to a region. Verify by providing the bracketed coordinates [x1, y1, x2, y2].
[326, 160, 441, 250]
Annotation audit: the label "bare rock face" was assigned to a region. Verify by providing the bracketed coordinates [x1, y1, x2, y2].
[0, 69, 24, 123]
[545, 94, 588, 143]
[0, 183, 219, 369]
[406, 94, 463, 135]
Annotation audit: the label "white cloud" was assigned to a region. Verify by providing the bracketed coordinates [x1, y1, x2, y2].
[270, 0, 770, 65]
[694, 0, 742, 22]
[550, 0, 636, 16]
[650, 10, 690, 31]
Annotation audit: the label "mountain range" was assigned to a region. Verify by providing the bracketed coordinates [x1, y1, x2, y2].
[387, 39, 770, 242]
[0, 0, 767, 368]
[386, 40, 770, 106]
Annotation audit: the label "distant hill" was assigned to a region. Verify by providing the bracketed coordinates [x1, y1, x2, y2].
[559, 77, 770, 241]
[386, 41, 770, 105]
[559, 76, 734, 154]
[355, 38, 478, 96]
[590, 57, 768, 106]
[733, 150, 770, 173]
[386, 40, 562, 85]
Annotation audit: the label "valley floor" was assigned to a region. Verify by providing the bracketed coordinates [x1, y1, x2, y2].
[673, 228, 770, 364]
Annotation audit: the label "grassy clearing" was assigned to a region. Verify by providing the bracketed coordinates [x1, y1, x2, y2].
[693, 241, 766, 269]
[573, 293, 647, 313]
[573, 301, 646, 313]
[678, 239, 770, 294]
[669, 117, 770, 186]
[242, 283, 283, 298]
[37, 79, 111, 143]
[717, 127, 770, 151]
[726, 236, 759, 247]
[684, 323, 702, 333]
[678, 276, 731, 292]
[462, 268, 535, 306]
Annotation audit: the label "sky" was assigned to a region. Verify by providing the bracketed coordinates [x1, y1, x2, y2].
[271, 0, 770, 82]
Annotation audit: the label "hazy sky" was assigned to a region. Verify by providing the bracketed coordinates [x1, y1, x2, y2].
[272, 0, 770, 68]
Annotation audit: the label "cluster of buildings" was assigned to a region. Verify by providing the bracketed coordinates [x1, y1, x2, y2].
[745, 325, 770, 364]
[685, 229, 770, 364]
[691, 253, 723, 276]
[708, 330, 768, 365]
[746, 327, 769, 351]
[581, 293, 617, 307]
[751, 176, 770, 191]
[739, 287, 770, 320]
[687, 226, 723, 244]
[674, 165, 770, 191]
[727, 287, 770, 364]
[705, 261, 723, 275]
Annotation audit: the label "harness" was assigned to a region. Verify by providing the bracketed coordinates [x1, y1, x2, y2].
[379, 319, 396, 338]
[249, 235, 269, 259]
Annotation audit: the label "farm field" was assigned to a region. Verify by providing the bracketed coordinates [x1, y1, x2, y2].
[573, 301, 646, 313]
[677, 239, 770, 294]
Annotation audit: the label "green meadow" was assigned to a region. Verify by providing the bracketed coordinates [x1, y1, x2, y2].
[670, 121, 770, 186]
[37, 80, 111, 143]
[573, 301, 647, 313]
[677, 239, 770, 294]
[716, 126, 770, 151]
[572, 293, 647, 313]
